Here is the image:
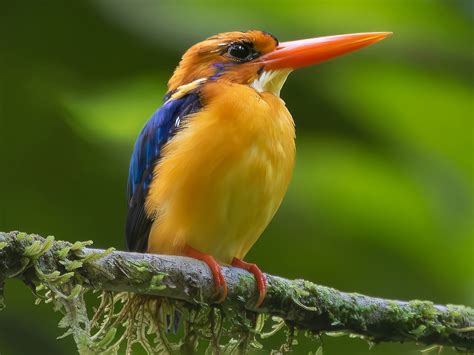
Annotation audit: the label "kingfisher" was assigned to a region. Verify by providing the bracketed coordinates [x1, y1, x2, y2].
[126, 30, 391, 307]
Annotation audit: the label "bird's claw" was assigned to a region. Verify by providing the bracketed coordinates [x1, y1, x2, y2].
[231, 257, 267, 308]
[184, 245, 228, 304]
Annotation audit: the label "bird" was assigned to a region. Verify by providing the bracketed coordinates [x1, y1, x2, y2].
[126, 30, 391, 307]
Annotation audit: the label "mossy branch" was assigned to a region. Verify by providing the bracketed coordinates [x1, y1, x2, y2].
[0, 231, 472, 353]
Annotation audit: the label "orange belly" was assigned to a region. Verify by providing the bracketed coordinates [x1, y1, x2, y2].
[145, 82, 295, 264]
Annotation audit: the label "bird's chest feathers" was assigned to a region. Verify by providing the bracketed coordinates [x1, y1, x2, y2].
[146, 85, 295, 258]
[203, 83, 296, 192]
[216, 101, 295, 215]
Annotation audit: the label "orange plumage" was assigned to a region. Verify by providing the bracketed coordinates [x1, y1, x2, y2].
[146, 81, 295, 263]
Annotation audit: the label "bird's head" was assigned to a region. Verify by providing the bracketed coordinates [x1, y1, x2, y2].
[167, 30, 391, 97]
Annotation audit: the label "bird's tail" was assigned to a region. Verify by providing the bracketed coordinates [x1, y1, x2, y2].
[123, 294, 182, 338]
[143, 294, 181, 334]
[166, 309, 182, 334]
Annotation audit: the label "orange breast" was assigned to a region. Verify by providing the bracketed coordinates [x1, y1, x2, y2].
[145, 82, 295, 264]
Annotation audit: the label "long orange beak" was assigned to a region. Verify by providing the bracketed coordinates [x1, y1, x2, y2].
[259, 32, 392, 70]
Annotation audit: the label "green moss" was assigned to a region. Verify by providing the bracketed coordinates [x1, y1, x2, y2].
[60, 259, 83, 271]
[70, 240, 93, 251]
[65, 284, 83, 300]
[117, 259, 156, 284]
[149, 273, 167, 291]
[56, 246, 71, 259]
[410, 324, 427, 337]
[23, 235, 54, 259]
[237, 273, 254, 290]
[23, 240, 42, 257]
[95, 327, 117, 348]
[16, 232, 27, 240]
[81, 247, 114, 263]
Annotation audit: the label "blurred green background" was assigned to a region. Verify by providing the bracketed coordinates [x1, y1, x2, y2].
[0, 0, 473, 354]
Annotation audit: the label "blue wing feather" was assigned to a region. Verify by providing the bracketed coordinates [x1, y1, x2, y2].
[126, 93, 201, 251]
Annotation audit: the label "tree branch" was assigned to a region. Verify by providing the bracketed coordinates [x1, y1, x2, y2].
[0, 231, 472, 351]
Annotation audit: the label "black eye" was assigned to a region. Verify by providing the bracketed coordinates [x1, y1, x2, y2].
[227, 43, 255, 61]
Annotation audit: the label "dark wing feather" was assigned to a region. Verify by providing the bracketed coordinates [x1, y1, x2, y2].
[126, 93, 202, 252]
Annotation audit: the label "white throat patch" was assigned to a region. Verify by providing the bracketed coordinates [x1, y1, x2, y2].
[250, 69, 292, 97]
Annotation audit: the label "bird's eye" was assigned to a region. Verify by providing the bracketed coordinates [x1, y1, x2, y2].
[227, 43, 256, 61]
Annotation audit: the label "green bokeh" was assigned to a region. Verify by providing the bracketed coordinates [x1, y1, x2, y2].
[0, 1, 472, 354]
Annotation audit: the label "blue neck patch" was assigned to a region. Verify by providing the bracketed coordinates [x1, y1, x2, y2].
[210, 63, 226, 81]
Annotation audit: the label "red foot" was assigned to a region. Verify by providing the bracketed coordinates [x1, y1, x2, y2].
[231, 257, 267, 308]
[184, 245, 228, 303]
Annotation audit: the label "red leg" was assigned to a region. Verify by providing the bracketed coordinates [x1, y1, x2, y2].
[184, 245, 228, 303]
[231, 257, 267, 308]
